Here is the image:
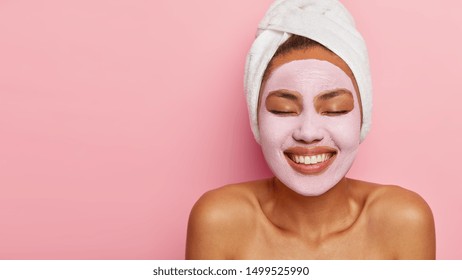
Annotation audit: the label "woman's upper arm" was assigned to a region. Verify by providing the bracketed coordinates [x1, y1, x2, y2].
[376, 187, 436, 259]
[185, 192, 229, 259]
[394, 197, 436, 259]
[186, 187, 253, 260]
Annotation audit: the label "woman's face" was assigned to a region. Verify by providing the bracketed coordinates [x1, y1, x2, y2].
[258, 47, 361, 196]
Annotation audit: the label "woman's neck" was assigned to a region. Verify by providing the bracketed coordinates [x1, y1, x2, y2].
[265, 176, 362, 242]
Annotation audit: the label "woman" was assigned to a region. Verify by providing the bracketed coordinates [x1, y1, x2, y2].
[186, 0, 435, 259]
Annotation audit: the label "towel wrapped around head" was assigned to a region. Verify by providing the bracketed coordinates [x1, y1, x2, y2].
[244, 0, 372, 143]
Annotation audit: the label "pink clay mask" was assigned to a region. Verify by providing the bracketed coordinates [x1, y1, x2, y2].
[258, 59, 361, 196]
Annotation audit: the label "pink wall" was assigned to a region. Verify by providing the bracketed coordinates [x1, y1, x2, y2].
[0, 0, 460, 259]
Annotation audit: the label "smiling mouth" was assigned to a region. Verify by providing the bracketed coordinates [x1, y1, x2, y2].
[288, 153, 334, 165]
[284, 148, 337, 175]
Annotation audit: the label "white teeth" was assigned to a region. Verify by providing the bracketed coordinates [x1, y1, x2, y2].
[290, 153, 333, 165]
[294, 155, 301, 164]
[304, 156, 310, 164]
[310, 155, 316, 164]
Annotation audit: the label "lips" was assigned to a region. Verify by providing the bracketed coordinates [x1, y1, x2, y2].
[284, 146, 337, 175]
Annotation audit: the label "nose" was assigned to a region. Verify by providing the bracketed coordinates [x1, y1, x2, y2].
[292, 113, 325, 144]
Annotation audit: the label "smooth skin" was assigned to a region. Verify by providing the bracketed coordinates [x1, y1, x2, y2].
[185, 47, 436, 260]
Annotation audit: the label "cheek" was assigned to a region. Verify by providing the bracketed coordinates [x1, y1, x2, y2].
[258, 112, 297, 147]
[326, 111, 361, 148]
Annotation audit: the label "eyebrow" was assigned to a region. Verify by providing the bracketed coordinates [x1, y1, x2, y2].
[268, 90, 300, 101]
[316, 89, 353, 101]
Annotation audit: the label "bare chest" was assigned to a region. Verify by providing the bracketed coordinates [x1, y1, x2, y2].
[235, 217, 392, 259]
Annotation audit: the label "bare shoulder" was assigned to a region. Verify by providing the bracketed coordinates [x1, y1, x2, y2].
[185, 179, 269, 259]
[352, 179, 436, 259]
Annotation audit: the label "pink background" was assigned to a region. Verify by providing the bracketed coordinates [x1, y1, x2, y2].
[0, 0, 460, 259]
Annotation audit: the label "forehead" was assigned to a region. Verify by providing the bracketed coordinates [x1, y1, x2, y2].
[263, 59, 356, 96]
[268, 47, 356, 85]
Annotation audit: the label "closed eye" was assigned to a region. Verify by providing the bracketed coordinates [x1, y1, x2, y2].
[269, 110, 297, 115]
[322, 110, 350, 116]
[314, 89, 355, 117]
[265, 90, 303, 116]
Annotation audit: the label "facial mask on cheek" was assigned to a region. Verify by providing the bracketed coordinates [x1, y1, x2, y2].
[258, 59, 361, 196]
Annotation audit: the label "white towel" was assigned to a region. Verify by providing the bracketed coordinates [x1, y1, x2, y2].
[244, 0, 372, 143]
